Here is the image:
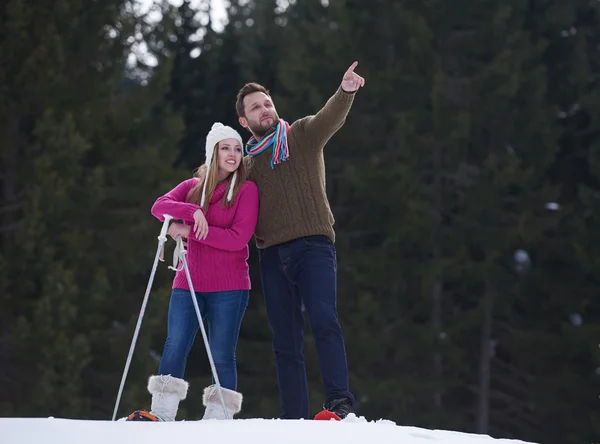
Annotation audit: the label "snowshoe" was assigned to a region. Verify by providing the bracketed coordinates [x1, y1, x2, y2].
[314, 410, 342, 421]
[126, 410, 160, 421]
[314, 397, 352, 421]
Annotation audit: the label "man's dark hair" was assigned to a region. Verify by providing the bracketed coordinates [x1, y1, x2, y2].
[236, 83, 271, 118]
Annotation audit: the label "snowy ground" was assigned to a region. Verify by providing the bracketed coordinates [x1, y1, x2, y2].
[1, 414, 536, 444]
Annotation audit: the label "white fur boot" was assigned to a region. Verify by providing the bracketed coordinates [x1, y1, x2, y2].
[147, 375, 189, 421]
[202, 384, 243, 420]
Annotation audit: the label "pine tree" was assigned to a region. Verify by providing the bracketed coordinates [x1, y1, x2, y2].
[0, 0, 183, 418]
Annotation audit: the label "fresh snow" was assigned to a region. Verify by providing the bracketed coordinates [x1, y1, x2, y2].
[1, 414, 536, 444]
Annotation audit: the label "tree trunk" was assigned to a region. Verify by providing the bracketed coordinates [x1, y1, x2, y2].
[477, 279, 495, 433]
[432, 134, 444, 408]
[0, 114, 21, 246]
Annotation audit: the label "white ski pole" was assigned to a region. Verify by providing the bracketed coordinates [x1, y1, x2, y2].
[175, 235, 230, 419]
[111, 215, 173, 421]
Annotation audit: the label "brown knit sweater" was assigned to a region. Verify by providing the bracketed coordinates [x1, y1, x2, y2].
[245, 87, 355, 249]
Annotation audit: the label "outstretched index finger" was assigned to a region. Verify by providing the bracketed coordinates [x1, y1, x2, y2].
[346, 61, 358, 75]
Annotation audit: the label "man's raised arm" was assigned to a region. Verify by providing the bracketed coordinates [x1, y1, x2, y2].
[303, 61, 366, 147]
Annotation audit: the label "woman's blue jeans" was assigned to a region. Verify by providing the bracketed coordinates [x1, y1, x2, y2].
[158, 288, 249, 391]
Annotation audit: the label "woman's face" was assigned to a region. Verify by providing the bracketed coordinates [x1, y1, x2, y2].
[217, 138, 243, 176]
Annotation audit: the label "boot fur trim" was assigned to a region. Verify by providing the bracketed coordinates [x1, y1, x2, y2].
[202, 385, 243, 414]
[147, 375, 189, 401]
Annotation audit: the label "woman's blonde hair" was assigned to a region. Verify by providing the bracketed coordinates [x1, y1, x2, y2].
[186, 141, 247, 212]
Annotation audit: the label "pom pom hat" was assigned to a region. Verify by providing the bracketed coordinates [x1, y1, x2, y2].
[201, 122, 244, 207]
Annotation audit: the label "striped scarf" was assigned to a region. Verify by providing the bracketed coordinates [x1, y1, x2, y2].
[244, 119, 290, 168]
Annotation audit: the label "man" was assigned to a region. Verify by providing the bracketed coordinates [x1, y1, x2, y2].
[236, 62, 365, 420]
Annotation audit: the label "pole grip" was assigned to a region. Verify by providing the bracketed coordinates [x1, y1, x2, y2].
[158, 214, 173, 242]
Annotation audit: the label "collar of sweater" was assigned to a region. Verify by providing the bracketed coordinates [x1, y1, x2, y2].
[205, 179, 229, 205]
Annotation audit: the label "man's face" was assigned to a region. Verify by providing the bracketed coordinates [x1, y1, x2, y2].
[239, 91, 280, 138]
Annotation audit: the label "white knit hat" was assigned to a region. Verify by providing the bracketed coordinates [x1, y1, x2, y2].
[201, 122, 244, 207]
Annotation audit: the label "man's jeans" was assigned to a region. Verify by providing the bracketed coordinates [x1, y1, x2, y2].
[258, 235, 354, 419]
[158, 288, 249, 391]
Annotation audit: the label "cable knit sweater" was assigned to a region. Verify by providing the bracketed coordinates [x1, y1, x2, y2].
[245, 87, 355, 249]
[151, 178, 259, 292]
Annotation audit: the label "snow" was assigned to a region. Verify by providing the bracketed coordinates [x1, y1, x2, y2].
[1, 414, 536, 444]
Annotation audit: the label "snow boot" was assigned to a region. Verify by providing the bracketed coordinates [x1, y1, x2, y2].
[127, 375, 189, 422]
[201, 384, 243, 420]
[314, 397, 353, 421]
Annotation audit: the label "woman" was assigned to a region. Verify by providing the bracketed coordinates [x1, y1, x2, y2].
[128, 123, 259, 422]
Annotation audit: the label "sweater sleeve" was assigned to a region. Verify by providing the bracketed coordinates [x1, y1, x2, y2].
[301, 86, 356, 148]
[189, 181, 259, 252]
[151, 178, 201, 224]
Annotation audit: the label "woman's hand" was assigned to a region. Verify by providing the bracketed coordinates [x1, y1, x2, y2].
[167, 222, 191, 240]
[193, 209, 209, 240]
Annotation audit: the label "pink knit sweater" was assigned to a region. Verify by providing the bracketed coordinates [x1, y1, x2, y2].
[151, 178, 259, 292]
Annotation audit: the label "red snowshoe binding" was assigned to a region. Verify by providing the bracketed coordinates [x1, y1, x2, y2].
[126, 410, 160, 421]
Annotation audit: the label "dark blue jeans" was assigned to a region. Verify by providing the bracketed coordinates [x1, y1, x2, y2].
[158, 288, 248, 391]
[258, 235, 354, 419]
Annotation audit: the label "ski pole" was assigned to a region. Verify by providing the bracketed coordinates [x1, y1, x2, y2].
[176, 235, 230, 419]
[111, 215, 173, 421]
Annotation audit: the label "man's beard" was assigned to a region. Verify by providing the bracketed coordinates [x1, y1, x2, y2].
[249, 116, 279, 139]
